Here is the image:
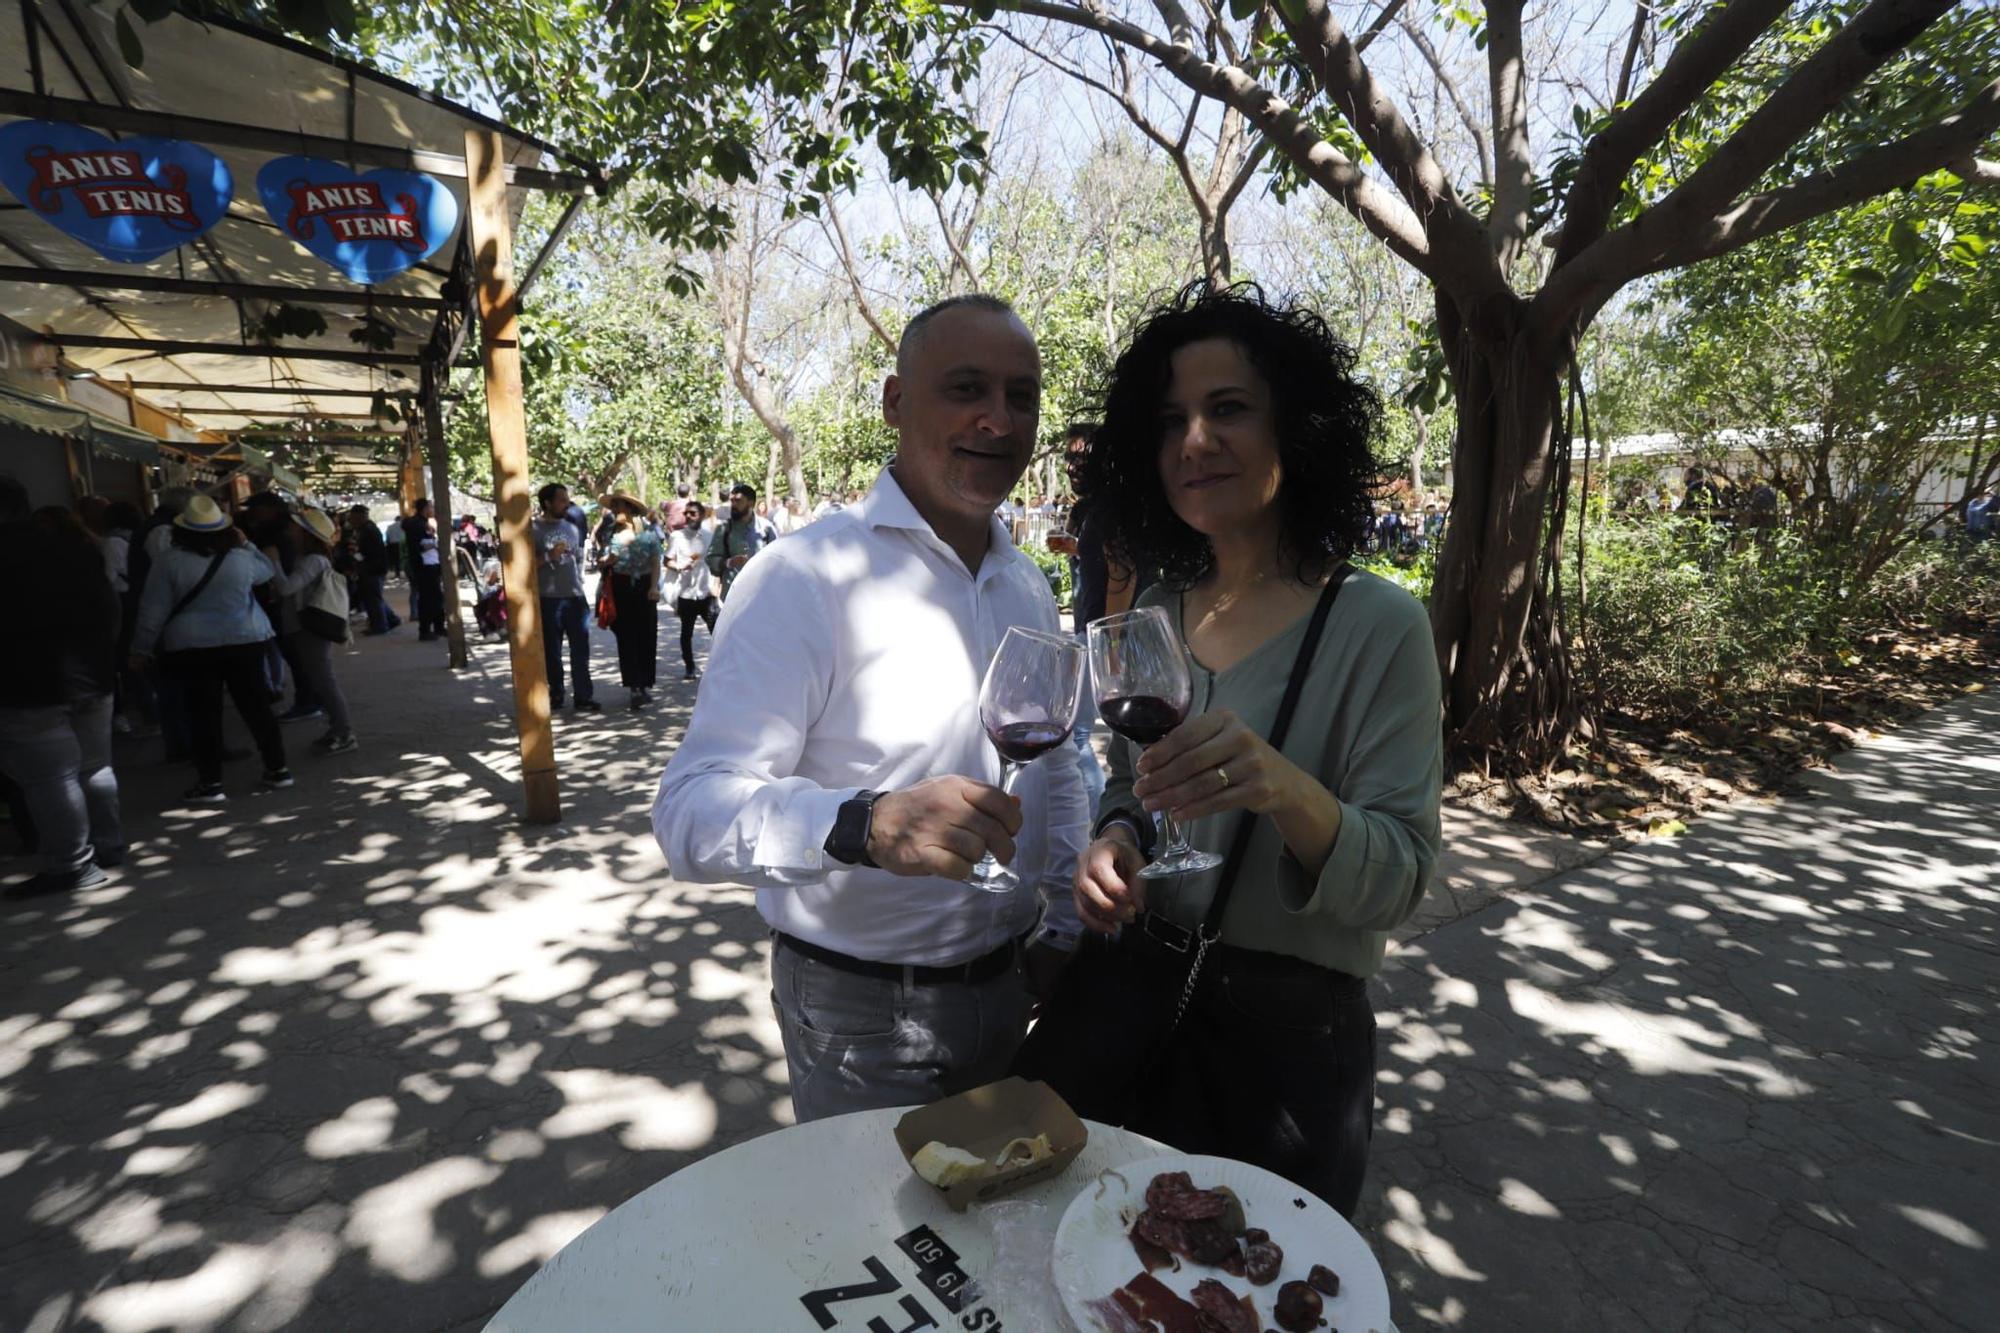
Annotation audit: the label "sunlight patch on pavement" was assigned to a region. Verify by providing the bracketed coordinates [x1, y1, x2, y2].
[305, 1096, 398, 1158]
[1381, 1184, 1486, 1282]
[477, 1209, 608, 1279]
[1504, 977, 1808, 1097]
[145, 1081, 263, 1131]
[344, 1157, 502, 1281]
[1498, 1177, 1562, 1218]
[538, 1070, 718, 1152]
[1894, 1204, 1986, 1250]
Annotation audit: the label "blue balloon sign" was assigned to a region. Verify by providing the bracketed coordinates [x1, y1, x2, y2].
[0, 120, 232, 263]
[257, 156, 459, 285]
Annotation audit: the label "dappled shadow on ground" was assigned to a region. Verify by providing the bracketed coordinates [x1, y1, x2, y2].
[1365, 689, 2000, 1331]
[0, 607, 778, 1332]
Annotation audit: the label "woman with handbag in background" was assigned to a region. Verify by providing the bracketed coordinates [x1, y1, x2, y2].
[129, 495, 291, 802]
[264, 508, 358, 756]
[1014, 284, 1443, 1218]
[597, 492, 664, 709]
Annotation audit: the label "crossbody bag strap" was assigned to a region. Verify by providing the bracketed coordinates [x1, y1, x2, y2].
[164, 550, 230, 627]
[1165, 564, 1350, 1034]
[1199, 562, 1350, 938]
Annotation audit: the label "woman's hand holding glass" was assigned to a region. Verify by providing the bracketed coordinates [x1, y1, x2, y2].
[1132, 707, 1304, 824]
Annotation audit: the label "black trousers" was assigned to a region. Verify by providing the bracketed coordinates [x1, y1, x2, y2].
[412, 565, 446, 636]
[277, 630, 321, 710]
[608, 575, 657, 689]
[1014, 930, 1377, 1218]
[164, 643, 286, 783]
[676, 596, 717, 672]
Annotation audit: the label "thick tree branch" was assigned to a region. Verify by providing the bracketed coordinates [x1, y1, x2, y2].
[1613, 1, 1650, 107]
[1551, 0, 1792, 268]
[966, 0, 1453, 284]
[1355, 0, 1409, 54]
[1954, 154, 2000, 185]
[1541, 0, 1960, 325]
[1153, 0, 1199, 49]
[1485, 0, 1533, 270]
[1278, 0, 1468, 215]
[1640, 77, 2000, 274]
[1217, 122, 1275, 217]
[1272, 0, 1506, 298]
[1396, 15, 1492, 190]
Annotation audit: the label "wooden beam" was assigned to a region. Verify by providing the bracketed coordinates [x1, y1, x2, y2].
[0, 91, 602, 196]
[121, 381, 459, 400]
[48, 333, 422, 367]
[425, 384, 470, 669]
[176, 407, 388, 419]
[0, 264, 446, 309]
[466, 126, 560, 824]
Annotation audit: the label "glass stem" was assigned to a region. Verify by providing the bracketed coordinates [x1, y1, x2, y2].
[1155, 806, 1192, 859]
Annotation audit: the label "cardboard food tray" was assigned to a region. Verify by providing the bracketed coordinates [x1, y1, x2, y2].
[894, 1077, 1089, 1211]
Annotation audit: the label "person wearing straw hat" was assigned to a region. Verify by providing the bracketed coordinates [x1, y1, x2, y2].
[597, 492, 664, 709]
[264, 508, 358, 756]
[130, 495, 292, 802]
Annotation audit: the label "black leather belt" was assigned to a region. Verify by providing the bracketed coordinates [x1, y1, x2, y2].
[774, 931, 1023, 986]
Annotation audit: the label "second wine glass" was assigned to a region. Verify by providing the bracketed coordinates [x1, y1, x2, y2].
[967, 626, 1085, 892]
[1087, 606, 1225, 879]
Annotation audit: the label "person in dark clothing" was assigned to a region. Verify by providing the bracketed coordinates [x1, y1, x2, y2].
[533, 483, 600, 712]
[346, 504, 400, 634]
[0, 492, 126, 897]
[704, 482, 765, 601]
[402, 498, 448, 639]
[598, 493, 663, 708]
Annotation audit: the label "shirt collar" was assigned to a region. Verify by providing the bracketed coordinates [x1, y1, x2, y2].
[859, 465, 1019, 576]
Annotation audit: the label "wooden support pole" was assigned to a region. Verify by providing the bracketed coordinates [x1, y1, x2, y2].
[465, 127, 560, 824]
[425, 385, 470, 669]
[398, 433, 424, 513]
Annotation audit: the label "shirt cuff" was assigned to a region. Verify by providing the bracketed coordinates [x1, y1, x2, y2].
[751, 784, 861, 875]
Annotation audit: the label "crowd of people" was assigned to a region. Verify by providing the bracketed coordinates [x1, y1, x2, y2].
[0, 480, 378, 898]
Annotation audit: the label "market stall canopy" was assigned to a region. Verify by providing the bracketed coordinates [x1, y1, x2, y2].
[0, 378, 161, 463]
[0, 2, 605, 435]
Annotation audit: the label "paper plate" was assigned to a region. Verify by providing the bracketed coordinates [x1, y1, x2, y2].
[1052, 1153, 1391, 1333]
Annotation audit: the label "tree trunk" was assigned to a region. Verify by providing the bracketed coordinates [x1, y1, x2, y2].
[1427, 291, 1581, 771]
[1201, 215, 1231, 284]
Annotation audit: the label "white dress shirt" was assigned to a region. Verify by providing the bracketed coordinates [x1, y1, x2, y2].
[653, 467, 1088, 966]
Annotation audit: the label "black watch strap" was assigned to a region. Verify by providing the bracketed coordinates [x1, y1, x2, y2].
[825, 789, 881, 868]
[1093, 807, 1157, 860]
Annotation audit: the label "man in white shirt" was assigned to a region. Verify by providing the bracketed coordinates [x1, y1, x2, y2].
[654, 294, 1087, 1122]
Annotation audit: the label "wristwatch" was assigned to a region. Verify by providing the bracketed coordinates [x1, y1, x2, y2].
[824, 789, 882, 868]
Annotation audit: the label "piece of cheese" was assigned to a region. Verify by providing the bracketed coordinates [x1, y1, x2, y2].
[912, 1140, 988, 1187]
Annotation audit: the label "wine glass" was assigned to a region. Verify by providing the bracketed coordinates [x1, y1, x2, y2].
[967, 626, 1085, 892]
[1088, 606, 1225, 879]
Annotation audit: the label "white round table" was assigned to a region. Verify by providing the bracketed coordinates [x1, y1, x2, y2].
[487, 1108, 1171, 1332]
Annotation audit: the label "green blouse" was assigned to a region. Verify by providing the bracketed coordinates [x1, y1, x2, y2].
[1103, 568, 1444, 979]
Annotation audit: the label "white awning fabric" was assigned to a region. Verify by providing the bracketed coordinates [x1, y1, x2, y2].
[0, 4, 601, 436]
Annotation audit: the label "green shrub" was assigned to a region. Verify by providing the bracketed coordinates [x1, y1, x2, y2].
[1869, 537, 2000, 626]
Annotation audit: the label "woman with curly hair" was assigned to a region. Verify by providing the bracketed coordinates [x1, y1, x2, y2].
[1015, 283, 1443, 1218]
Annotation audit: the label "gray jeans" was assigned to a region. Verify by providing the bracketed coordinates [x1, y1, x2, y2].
[771, 935, 1033, 1123]
[290, 633, 352, 735]
[0, 695, 123, 874]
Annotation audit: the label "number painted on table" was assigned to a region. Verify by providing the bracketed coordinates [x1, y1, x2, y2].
[799, 1255, 940, 1332]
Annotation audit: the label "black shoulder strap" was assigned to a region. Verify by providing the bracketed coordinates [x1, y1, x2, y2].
[1200, 563, 1349, 936]
[165, 550, 230, 626]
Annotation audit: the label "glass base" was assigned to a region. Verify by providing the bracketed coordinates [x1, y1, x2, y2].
[966, 856, 1020, 893]
[1139, 848, 1225, 879]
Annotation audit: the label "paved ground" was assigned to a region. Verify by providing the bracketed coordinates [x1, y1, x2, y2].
[1, 586, 1987, 1330]
[1364, 684, 2000, 1331]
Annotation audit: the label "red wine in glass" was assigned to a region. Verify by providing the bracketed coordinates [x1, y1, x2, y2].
[969, 627, 1085, 892]
[1087, 607, 1225, 878]
[1098, 695, 1185, 747]
[988, 721, 1074, 764]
